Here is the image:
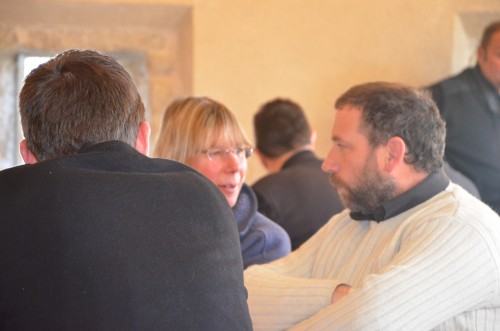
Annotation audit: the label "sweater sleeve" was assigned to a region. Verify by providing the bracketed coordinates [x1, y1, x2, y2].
[290, 213, 500, 330]
[244, 219, 341, 329]
[247, 195, 500, 331]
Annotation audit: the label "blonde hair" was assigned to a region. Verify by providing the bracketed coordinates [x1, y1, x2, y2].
[154, 96, 251, 164]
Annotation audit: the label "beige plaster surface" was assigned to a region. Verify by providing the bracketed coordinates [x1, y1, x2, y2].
[1, 0, 499, 183]
[191, 0, 500, 182]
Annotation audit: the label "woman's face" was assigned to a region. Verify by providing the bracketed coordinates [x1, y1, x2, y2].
[189, 135, 248, 207]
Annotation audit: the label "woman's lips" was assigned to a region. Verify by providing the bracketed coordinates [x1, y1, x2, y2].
[219, 183, 238, 194]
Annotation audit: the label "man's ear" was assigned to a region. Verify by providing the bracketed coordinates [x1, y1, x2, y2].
[135, 121, 151, 156]
[384, 136, 406, 173]
[309, 130, 317, 150]
[478, 45, 486, 62]
[20, 139, 38, 164]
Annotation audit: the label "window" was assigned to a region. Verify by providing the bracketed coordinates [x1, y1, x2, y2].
[0, 52, 148, 171]
[0, 53, 51, 170]
[22, 56, 51, 78]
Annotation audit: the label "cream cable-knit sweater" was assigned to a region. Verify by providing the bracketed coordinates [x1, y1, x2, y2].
[244, 183, 500, 330]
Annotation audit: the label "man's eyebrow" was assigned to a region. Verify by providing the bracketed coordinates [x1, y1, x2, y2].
[331, 135, 354, 148]
[331, 135, 342, 142]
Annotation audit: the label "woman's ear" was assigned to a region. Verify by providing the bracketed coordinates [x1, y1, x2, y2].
[384, 136, 406, 173]
[20, 139, 38, 164]
[135, 121, 151, 156]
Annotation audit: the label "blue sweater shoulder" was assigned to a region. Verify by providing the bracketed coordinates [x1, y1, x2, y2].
[233, 184, 291, 268]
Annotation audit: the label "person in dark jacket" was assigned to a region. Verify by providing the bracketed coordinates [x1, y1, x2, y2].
[0, 49, 252, 330]
[154, 96, 291, 268]
[427, 21, 500, 214]
[252, 98, 344, 250]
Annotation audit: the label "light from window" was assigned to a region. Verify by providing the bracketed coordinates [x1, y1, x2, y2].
[23, 56, 51, 78]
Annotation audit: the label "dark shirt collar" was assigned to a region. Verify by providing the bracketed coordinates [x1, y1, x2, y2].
[474, 65, 500, 115]
[281, 150, 316, 170]
[350, 169, 450, 222]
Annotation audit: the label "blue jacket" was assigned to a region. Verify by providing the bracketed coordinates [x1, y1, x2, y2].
[233, 184, 291, 268]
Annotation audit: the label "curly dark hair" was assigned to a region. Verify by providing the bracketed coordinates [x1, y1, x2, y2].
[335, 82, 445, 173]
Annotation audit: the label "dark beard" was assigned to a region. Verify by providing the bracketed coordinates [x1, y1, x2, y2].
[329, 162, 396, 215]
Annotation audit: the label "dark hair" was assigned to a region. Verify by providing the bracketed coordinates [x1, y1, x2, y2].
[254, 98, 311, 157]
[19, 49, 145, 161]
[480, 21, 500, 50]
[335, 82, 445, 173]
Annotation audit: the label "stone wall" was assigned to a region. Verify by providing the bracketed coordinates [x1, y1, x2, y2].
[0, 51, 18, 168]
[0, 6, 191, 169]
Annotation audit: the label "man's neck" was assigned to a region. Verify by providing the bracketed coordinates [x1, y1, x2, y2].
[263, 151, 294, 173]
[263, 146, 312, 173]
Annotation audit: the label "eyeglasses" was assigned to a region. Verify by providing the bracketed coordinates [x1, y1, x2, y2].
[201, 146, 254, 161]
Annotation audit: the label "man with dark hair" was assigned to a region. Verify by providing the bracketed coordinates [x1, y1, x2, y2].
[0, 49, 252, 330]
[428, 21, 500, 214]
[245, 82, 500, 330]
[252, 98, 343, 249]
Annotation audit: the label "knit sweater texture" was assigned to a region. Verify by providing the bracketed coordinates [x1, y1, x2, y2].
[245, 183, 500, 330]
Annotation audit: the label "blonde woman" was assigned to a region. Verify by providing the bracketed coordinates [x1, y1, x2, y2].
[154, 96, 291, 268]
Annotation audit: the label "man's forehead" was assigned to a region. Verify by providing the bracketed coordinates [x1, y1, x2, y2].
[332, 106, 362, 130]
[332, 106, 362, 137]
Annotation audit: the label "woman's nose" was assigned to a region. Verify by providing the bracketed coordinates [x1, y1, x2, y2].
[224, 152, 243, 171]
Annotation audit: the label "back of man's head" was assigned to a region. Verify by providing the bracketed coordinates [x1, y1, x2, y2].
[254, 98, 311, 158]
[19, 49, 145, 161]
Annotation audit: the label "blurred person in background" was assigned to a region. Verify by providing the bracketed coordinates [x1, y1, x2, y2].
[252, 98, 344, 250]
[428, 21, 500, 214]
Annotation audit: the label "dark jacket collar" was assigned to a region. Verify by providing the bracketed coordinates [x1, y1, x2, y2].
[78, 140, 136, 154]
[350, 169, 450, 222]
[281, 150, 317, 170]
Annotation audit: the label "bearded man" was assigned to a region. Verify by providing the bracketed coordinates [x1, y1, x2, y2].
[244, 82, 500, 331]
